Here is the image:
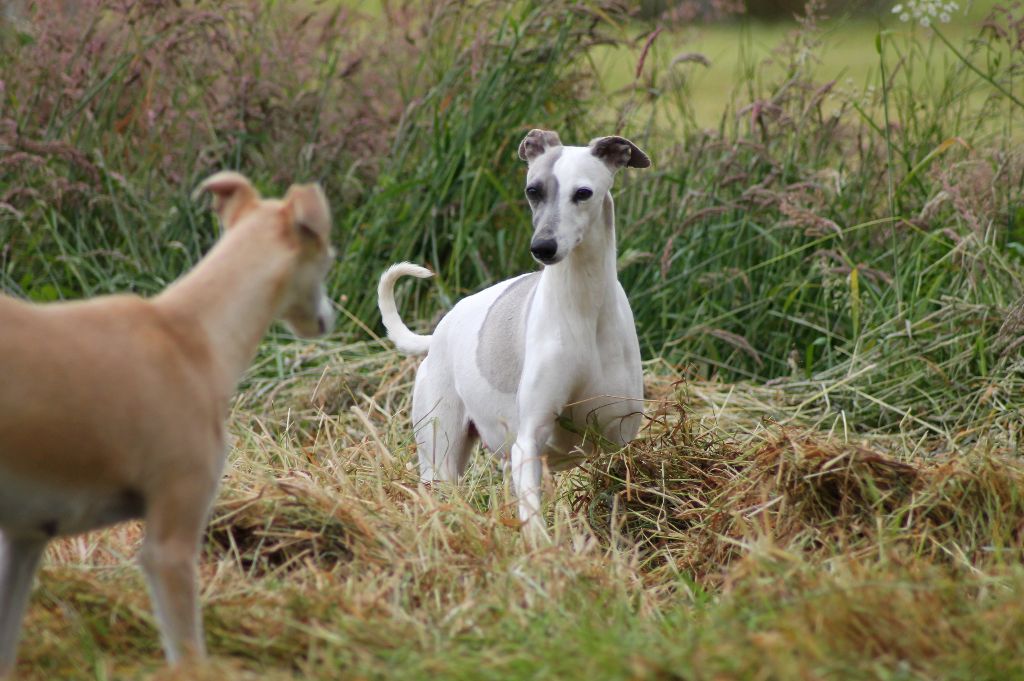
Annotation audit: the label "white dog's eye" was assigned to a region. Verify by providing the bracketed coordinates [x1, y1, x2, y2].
[573, 187, 593, 202]
[525, 185, 542, 201]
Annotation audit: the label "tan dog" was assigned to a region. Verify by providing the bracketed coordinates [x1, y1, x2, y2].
[0, 171, 336, 676]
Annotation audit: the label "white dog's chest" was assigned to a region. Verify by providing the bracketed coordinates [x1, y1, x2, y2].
[0, 468, 144, 539]
[444, 278, 642, 458]
[465, 359, 640, 455]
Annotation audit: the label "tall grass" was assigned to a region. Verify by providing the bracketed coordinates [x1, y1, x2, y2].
[327, 2, 600, 311]
[1, 0, 412, 296]
[607, 5, 1024, 430]
[6, 1, 1021, 436]
[341, 0, 1024, 434]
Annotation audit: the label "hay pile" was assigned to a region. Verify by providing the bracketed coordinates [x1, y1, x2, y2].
[577, 392, 1024, 584]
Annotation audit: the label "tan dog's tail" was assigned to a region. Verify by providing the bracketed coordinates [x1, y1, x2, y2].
[378, 262, 433, 355]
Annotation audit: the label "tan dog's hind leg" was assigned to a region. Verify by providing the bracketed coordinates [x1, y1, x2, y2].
[0, 532, 46, 678]
[139, 478, 217, 664]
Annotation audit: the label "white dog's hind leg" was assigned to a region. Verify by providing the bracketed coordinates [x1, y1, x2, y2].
[414, 410, 474, 482]
[412, 362, 474, 482]
[0, 531, 46, 677]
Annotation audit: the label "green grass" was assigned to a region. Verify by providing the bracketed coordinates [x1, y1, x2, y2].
[3, 0, 1024, 678]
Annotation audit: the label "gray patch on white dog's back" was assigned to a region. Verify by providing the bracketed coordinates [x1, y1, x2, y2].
[476, 273, 540, 393]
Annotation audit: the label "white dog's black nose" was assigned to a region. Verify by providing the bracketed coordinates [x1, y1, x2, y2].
[530, 238, 557, 262]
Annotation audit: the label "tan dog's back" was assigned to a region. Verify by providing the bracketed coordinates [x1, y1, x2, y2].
[0, 294, 219, 491]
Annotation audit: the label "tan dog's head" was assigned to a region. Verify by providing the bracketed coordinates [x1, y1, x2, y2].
[196, 171, 336, 338]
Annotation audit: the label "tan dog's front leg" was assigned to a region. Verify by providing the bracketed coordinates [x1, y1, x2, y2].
[0, 531, 47, 678]
[139, 479, 216, 664]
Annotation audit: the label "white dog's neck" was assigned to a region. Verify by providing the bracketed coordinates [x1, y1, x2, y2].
[540, 193, 618, 320]
[155, 225, 293, 395]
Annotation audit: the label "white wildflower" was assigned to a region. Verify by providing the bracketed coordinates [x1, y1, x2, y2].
[892, 0, 959, 24]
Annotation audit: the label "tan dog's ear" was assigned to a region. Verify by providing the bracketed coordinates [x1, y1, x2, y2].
[194, 171, 261, 229]
[284, 183, 331, 246]
[518, 129, 562, 163]
[588, 136, 651, 170]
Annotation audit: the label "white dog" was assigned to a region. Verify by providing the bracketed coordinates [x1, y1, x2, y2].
[378, 129, 648, 534]
[0, 172, 335, 676]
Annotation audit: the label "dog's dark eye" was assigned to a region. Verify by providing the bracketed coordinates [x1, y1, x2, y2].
[573, 187, 593, 202]
[525, 185, 543, 201]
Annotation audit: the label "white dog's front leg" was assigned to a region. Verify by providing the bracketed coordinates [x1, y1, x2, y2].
[511, 350, 572, 542]
[510, 423, 549, 528]
[509, 408, 563, 547]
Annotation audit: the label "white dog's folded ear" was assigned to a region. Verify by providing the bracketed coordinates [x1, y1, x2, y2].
[194, 171, 261, 229]
[589, 136, 651, 169]
[518, 129, 562, 163]
[284, 183, 332, 245]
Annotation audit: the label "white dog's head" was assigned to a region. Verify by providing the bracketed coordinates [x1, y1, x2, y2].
[518, 129, 650, 265]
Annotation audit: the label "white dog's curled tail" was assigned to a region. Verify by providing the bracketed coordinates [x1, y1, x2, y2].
[378, 262, 434, 355]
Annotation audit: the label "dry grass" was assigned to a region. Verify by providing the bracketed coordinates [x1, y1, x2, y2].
[11, 345, 1024, 680]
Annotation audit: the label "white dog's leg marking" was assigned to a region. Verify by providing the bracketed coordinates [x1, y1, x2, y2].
[0, 531, 46, 677]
